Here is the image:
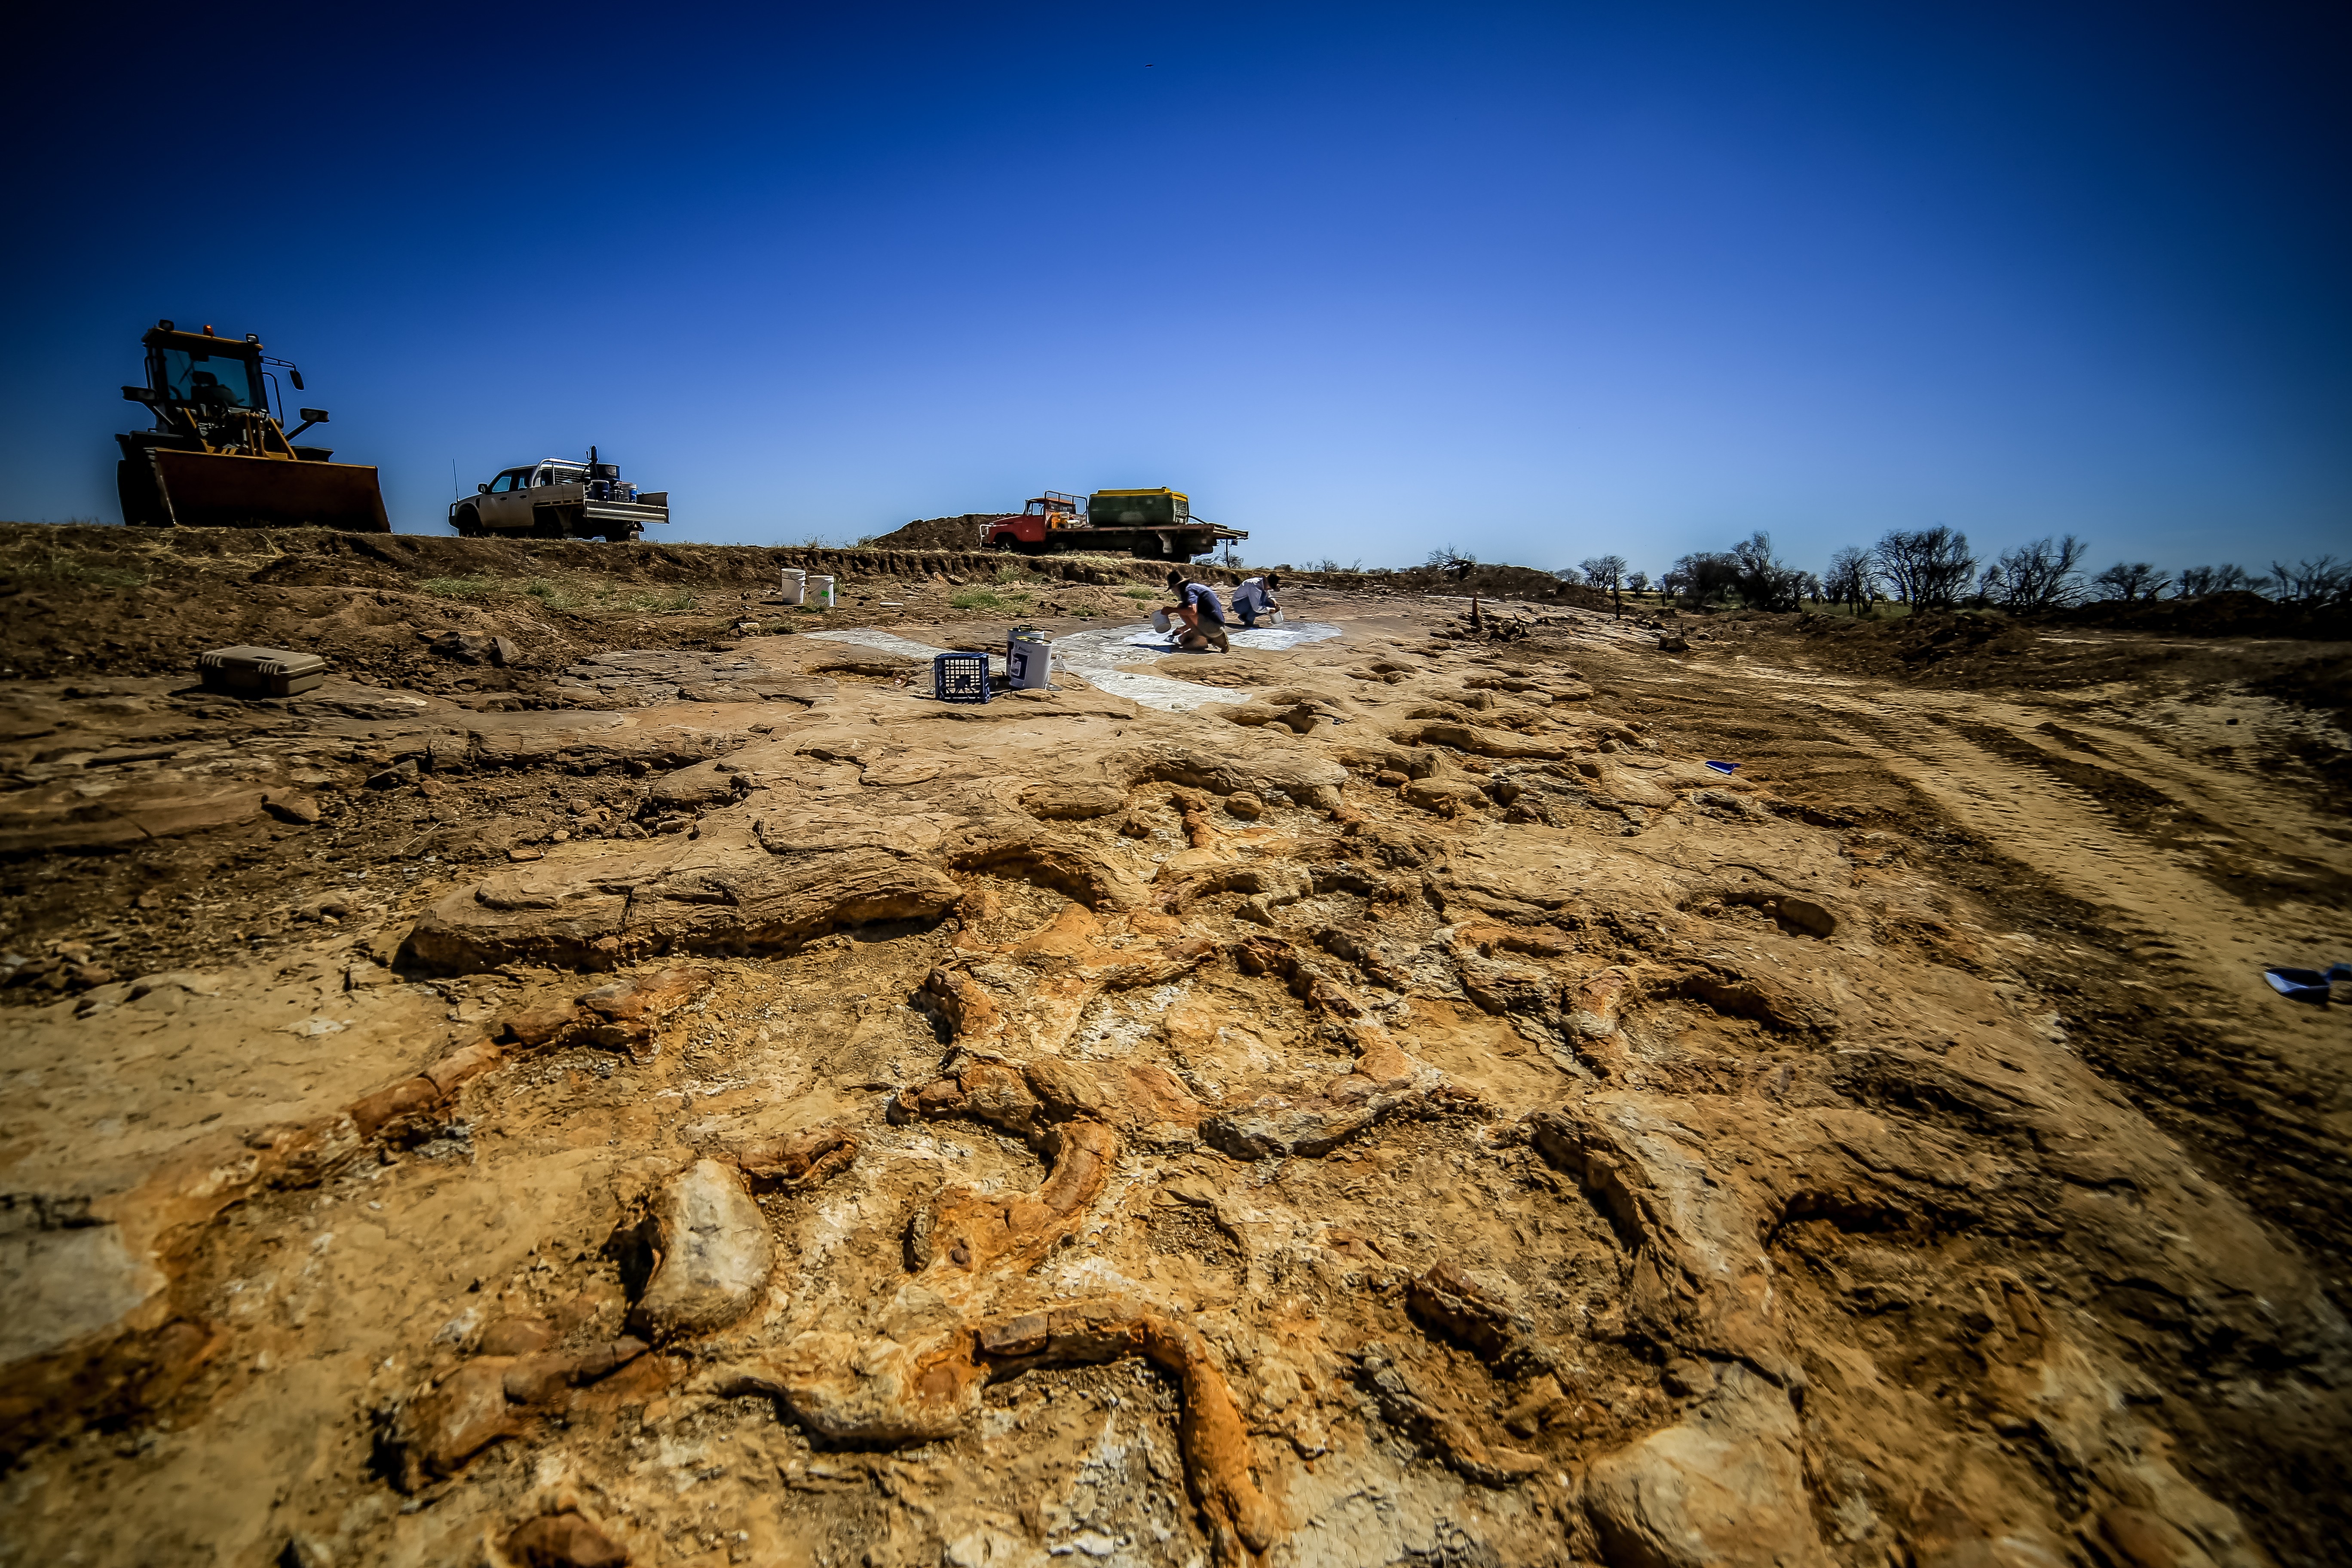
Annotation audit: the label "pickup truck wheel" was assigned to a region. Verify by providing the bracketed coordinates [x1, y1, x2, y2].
[602, 526, 641, 543]
[451, 508, 483, 538]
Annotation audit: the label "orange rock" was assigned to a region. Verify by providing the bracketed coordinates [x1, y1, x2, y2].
[505, 1511, 628, 1568]
[478, 1314, 555, 1357]
[734, 1125, 858, 1189]
[346, 1077, 440, 1139]
[424, 1037, 503, 1094]
[399, 1359, 517, 1485]
[499, 1001, 583, 1048]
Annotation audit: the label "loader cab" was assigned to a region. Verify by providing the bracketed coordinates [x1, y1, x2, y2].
[133, 326, 285, 455]
[144, 328, 264, 413]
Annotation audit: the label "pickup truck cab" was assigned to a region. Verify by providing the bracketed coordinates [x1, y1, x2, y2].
[450, 452, 668, 541]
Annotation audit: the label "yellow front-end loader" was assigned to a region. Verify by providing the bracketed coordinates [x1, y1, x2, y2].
[116, 320, 389, 530]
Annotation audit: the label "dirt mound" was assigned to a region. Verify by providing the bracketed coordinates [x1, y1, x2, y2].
[0, 523, 1187, 692]
[2057, 589, 2352, 639]
[1778, 606, 2048, 684]
[1283, 561, 1613, 607]
[864, 513, 1006, 550]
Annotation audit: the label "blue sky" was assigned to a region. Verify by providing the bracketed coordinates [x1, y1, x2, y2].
[6, 2, 2345, 578]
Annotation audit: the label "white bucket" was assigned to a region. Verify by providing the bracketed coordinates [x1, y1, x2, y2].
[1006, 629, 1052, 690]
[807, 575, 835, 609]
[1150, 609, 1172, 634]
[778, 568, 806, 606]
[1269, 609, 1286, 625]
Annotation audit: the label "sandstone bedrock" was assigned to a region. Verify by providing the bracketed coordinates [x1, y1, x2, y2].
[3, 538, 2347, 1568]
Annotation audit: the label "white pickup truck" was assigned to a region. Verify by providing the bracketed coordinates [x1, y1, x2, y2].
[449, 448, 668, 542]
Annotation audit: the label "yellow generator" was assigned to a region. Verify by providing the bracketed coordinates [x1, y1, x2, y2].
[115, 320, 389, 531]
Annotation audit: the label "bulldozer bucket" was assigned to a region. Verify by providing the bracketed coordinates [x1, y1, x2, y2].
[141, 449, 391, 532]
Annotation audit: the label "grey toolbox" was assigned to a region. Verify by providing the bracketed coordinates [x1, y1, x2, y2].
[197, 645, 328, 698]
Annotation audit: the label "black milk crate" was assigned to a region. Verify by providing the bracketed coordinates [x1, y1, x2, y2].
[932, 651, 991, 704]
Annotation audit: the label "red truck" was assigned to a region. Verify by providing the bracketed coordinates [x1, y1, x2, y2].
[979, 488, 1246, 561]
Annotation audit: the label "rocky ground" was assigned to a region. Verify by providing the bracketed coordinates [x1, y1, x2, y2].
[2, 524, 2348, 1568]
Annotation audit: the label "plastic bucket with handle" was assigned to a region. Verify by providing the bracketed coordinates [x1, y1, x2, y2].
[1006, 627, 1053, 689]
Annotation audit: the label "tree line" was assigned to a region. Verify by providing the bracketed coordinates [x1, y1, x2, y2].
[1555, 528, 2352, 614]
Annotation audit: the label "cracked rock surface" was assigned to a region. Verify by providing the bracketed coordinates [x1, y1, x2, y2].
[2, 563, 2347, 1568]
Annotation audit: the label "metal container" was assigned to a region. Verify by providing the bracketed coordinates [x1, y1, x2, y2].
[197, 645, 327, 698]
[1005, 627, 1052, 690]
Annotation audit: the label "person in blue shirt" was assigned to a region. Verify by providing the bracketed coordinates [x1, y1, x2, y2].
[1165, 570, 1231, 652]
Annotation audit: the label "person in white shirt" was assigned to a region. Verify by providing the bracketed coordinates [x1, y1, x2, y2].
[1230, 571, 1282, 628]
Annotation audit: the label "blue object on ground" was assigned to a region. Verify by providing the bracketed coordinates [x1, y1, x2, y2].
[2331, 963, 2352, 982]
[2263, 967, 2332, 1003]
[1705, 760, 1738, 774]
[932, 651, 990, 704]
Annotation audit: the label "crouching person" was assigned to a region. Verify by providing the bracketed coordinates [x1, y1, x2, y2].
[1231, 570, 1282, 628]
[1167, 570, 1231, 652]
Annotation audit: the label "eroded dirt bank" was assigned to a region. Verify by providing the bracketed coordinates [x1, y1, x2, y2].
[3, 527, 2348, 1568]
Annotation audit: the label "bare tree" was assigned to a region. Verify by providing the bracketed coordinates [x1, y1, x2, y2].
[1873, 526, 1978, 609]
[2091, 562, 2170, 602]
[1985, 535, 2088, 612]
[1665, 551, 1740, 605]
[2269, 556, 2352, 606]
[1627, 569, 1651, 594]
[1727, 533, 1807, 612]
[1580, 554, 1629, 618]
[2178, 564, 2270, 596]
[1822, 546, 1875, 614]
[1554, 566, 1585, 586]
[1426, 544, 1477, 570]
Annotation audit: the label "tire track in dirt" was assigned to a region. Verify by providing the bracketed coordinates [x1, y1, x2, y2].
[1816, 685, 2346, 1014]
[1617, 653, 2352, 1294]
[1780, 680, 2352, 1301]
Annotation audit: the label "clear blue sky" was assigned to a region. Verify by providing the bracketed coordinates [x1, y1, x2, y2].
[6, 2, 2345, 578]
